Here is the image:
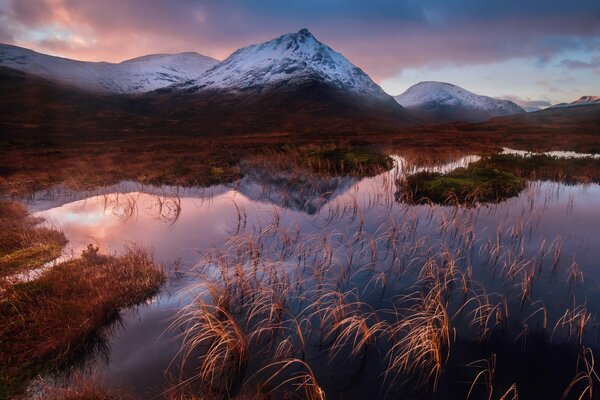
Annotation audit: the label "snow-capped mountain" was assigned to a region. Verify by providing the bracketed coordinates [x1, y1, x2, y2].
[179, 29, 390, 100]
[0, 30, 417, 133]
[551, 96, 600, 108]
[394, 81, 524, 123]
[156, 29, 415, 132]
[0, 43, 218, 94]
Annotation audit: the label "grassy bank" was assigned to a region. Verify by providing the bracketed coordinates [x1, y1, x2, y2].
[244, 144, 394, 177]
[24, 380, 127, 400]
[0, 202, 67, 280]
[0, 202, 165, 399]
[398, 166, 527, 205]
[2, 125, 599, 197]
[475, 153, 600, 184]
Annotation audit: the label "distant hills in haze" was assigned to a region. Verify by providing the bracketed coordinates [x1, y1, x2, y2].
[0, 30, 597, 135]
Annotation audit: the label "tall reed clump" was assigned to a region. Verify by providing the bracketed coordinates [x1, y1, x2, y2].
[0, 244, 165, 398]
[386, 287, 451, 393]
[176, 300, 248, 397]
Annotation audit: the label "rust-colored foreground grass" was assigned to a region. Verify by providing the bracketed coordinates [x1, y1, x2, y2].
[0, 202, 165, 399]
[26, 379, 127, 400]
[0, 201, 67, 280]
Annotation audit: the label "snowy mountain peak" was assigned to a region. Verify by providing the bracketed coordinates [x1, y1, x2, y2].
[394, 81, 524, 122]
[0, 43, 218, 93]
[181, 29, 388, 98]
[395, 81, 518, 111]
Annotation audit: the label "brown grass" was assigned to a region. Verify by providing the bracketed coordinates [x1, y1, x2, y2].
[23, 378, 128, 400]
[0, 234, 165, 398]
[2, 108, 599, 198]
[0, 201, 67, 280]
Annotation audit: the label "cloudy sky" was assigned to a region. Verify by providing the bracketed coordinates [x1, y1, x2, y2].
[1, 0, 599, 105]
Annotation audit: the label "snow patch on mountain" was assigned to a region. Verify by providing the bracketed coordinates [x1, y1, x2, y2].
[0, 43, 218, 93]
[551, 96, 600, 108]
[181, 29, 389, 98]
[395, 81, 524, 114]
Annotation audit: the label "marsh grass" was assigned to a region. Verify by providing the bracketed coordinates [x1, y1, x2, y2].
[244, 144, 393, 178]
[0, 201, 67, 279]
[476, 154, 600, 184]
[24, 378, 128, 400]
[3, 148, 600, 398]
[168, 178, 600, 399]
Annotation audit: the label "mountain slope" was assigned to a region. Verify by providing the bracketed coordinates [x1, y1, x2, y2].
[0, 67, 145, 139]
[152, 29, 417, 132]
[0, 43, 218, 94]
[181, 28, 388, 99]
[459, 103, 600, 139]
[1, 30, 418, 135]
[394, 81, 524, 123]
[551, 96, 600, 108]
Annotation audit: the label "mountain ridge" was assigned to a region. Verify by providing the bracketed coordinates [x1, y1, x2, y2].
[0, 43, 218, 94]
[0, 29, 419, 134]
[178, 29, 390, 99]
[394, 81, 525, 123]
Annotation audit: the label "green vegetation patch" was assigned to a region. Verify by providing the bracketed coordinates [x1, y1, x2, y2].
[400, 166, 527, 205]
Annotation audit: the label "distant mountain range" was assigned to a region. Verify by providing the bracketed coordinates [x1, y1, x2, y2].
[394, 81, 525, 123]
[0, 43, 217, 93]
[150, 28, 415, 132]
[0, 30, 598, 135]
[0, 30, 415, 134]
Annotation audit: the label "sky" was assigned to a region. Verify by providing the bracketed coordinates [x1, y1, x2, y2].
[1, 0, 599, 105]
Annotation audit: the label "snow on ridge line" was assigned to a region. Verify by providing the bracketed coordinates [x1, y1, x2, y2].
[394, 81, 524, 113]
[179, 29, 390, 98]
[0, 43, 219, 94]
[0, 29, 387, 98]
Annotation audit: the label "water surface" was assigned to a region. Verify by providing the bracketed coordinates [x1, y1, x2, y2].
[27, 153, 600, 399]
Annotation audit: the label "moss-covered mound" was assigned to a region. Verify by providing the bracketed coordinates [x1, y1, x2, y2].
[399, 166, 527, 205]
